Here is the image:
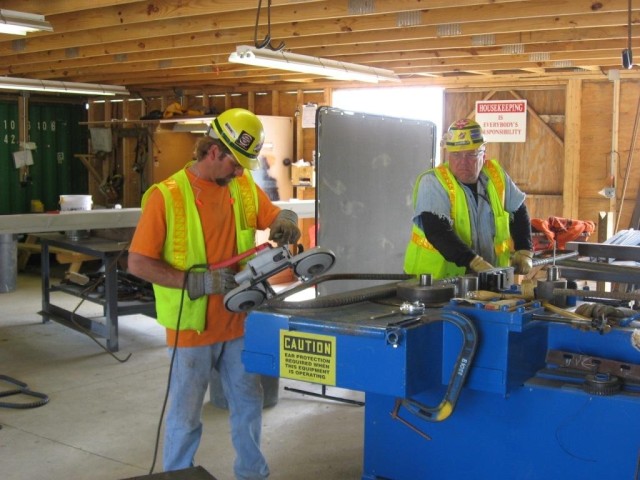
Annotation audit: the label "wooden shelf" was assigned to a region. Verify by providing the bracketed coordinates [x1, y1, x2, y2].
[79, 116, 216, 127]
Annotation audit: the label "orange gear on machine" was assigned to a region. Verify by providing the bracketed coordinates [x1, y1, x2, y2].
[442, 119, 485, 152]
[207, 108, 265, 170]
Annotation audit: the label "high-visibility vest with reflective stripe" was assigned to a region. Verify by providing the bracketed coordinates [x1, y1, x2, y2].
[141, 165, 258, 331]
[228, 171, 259, 265]
[403, 159, 510, 279]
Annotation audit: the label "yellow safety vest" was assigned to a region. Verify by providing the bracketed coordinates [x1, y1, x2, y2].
[141, 164, 258, 331]
[403, 159, 511, 279]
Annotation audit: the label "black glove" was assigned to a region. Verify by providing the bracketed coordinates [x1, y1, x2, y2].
[268, 209, 301, 246]
[187, 268, 238, 300]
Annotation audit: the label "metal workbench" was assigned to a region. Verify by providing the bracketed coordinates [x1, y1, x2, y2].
[0, 201, 315, 293]
[560, 239, 640, 286]
[38, 233, 156, 352]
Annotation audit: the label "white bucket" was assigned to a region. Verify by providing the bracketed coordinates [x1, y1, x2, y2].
[59, 195, 92, 240]
[59, 194, 93, 212]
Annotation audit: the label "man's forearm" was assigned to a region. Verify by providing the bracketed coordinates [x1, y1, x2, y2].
[127, 252, 187, 289]
[510, 203, 533, 251]
[420, 212, 476, 267]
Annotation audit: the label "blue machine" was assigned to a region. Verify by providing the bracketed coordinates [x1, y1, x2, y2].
[242, 281, 640, 479]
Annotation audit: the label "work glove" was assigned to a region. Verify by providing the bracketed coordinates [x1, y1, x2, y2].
[186, 267, 238, 300]
[575, 303, 636, 319]
[469, 255, 494, 273]
[268, 209, 301, 246]
[511, 250, 534, 275]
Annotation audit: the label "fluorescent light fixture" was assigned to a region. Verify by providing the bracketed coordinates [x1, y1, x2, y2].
[0, 77, 129, 96]
[229, 45, 400, 83]
[0, 9, 53, 36]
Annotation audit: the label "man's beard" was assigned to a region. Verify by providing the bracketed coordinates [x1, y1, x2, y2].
[216, 177, 232, 186]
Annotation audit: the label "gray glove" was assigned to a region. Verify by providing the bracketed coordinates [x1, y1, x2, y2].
[469, 255, 494, 273]
[268, 209, 301, 246]
[187, 268, 238, 300]
[575, 302, 636, 319]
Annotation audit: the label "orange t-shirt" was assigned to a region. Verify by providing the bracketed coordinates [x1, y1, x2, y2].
[129, 169, 281, 347]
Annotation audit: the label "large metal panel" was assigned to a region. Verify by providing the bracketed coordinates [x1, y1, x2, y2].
[315, 107, 436, 294]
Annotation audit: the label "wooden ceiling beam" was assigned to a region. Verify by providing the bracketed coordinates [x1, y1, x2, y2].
[5, 23, 636, 76]
[3, 21, 635, 77]
[0, 9, 636, 86]
[0, 0, 636, 91]
[19, 37, 634, 82]
[65, 48, 627, 87]
[0, 0, 632, 57]
[0, 0, 142, 16]
[389, 51, 626, 70]
[0, 0, 537, 32]
[394, 58, 623, 76]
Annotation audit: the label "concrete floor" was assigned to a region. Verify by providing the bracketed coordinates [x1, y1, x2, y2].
[0, 268, 365, 480]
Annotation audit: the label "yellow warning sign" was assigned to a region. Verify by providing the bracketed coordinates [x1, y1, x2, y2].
[279, 330, 336, 385]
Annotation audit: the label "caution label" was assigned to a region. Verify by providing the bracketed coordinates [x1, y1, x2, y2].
[279, 330, 336, 385]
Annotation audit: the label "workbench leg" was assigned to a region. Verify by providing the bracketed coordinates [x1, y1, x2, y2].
[104, 254, 119, 352]
[0, 233, 17, 293]
[17, 234, 36, 271]
[41, 243, 51, 323]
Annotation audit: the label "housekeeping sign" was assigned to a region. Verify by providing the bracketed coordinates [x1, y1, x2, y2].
[280, 330, 336, 385]
[475, 100, 527, 142]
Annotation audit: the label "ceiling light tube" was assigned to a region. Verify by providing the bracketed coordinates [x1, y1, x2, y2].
[0, 77, 129, 96]
[0, 9, 53, 36]
[229, 45, 399, 84]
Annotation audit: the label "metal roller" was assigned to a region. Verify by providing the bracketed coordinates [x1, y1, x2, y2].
[397, 275, 456, 306]
[536, 266, 567, 307]
[224, 287, 266, 313]
[292, 248, 336, 279]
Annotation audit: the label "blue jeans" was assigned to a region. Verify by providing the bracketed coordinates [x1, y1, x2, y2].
[163, 338, 269, 479]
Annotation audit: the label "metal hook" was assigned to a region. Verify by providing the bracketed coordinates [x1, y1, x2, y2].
[254, 0, 285, 51]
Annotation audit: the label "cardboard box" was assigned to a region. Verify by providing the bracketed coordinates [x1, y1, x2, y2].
[296, 186, 315, 200]
[291, 165, 314, 185]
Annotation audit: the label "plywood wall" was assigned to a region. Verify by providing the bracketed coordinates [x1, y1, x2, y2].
[444, 80, 640, 238]
[87, 89, 328, 207]
[580, 80, 640, 233]
[86, 80, 640, 239]
[444, 88, 566, 223]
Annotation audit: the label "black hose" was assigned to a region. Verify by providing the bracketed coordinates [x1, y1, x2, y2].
[0, 389, 49, 409]
[0, 375, 49, 409]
